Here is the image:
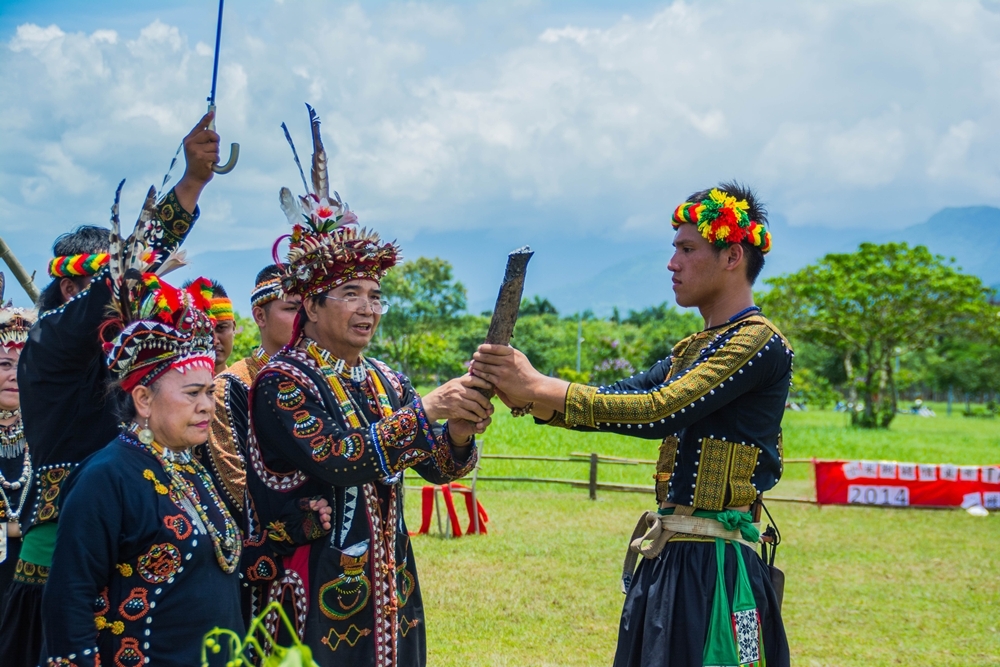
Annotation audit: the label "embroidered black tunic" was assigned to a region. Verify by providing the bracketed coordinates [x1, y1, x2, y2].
[41, 437, 243, 667]
[247, 347, 477, 667]
[540, 314, 793, 667]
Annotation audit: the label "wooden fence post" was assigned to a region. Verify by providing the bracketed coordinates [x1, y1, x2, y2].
[589, 452, 598, 500]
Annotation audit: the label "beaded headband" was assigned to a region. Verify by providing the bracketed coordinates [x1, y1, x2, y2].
[274, 104, 399, 298]
[672, 188, 772, 254]
[250, 277, 283, 308]
[48, 253, 110, 278]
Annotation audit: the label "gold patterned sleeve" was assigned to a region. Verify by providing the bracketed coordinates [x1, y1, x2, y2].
[563, 323, 778, 432]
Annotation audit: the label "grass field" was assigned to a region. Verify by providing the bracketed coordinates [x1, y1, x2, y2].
[402, 404, 1000, 666]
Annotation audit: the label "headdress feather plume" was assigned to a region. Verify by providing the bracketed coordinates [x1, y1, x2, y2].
[279, 187, 302, 227]
[281, 121, 311, 195]
[307, 103, 329, 202]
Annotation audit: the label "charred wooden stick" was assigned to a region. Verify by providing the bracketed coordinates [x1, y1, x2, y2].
[477, 246, 533, 397]
[0, 235, 40, 303]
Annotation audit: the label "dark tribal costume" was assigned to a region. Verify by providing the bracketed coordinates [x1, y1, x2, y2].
[245, 105, 478, 667]
[42, 436, 243, 667]
[0, 189, 196, 667]
[0, 284, 36, 611]
[540, 188, 791, 667]
[42, 267, 242, 666]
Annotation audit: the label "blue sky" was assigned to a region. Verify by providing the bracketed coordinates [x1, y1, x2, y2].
[4, 0, 1000, 313]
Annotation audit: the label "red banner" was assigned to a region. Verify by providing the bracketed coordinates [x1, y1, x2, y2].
[814, 459, 1000, 508]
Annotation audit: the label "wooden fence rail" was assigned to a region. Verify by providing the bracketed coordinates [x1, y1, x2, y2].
[472, 452, 816, 503]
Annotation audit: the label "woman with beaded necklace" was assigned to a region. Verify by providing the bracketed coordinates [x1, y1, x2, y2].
[0, 273, 36, 613]
[41, 275, 245, 667]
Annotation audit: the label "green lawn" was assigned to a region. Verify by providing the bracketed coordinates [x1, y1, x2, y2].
[402, 406, 1000, 666]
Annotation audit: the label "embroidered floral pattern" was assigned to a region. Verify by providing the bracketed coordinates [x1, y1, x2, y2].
[375, 409, 417, 450]
[292, 410, 323, 438]
[163, 514, 193, 540]
[319, 549, 371, 621]
[247, 556, 277, 582]
[114, 637, 145, 667]
[137, 543, 182, 584]
[276, 381, 306, 410]
[118, 588, 150, 622]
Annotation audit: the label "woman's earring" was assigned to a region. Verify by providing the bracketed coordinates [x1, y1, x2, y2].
[138, 418, 155, 445]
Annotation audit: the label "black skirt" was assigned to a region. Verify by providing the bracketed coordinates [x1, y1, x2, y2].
[614, 540, 789, 667]
[0, 577, 44, 667]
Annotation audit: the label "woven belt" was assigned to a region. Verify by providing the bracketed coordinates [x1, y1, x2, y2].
[621, 508, 760, 593]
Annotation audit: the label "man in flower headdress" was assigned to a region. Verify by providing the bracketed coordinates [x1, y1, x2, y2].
[473, 182, 791, 667]
[0, 274, 37, 611]
[0, 112, 222, 667]
[246, 106, 493, 667]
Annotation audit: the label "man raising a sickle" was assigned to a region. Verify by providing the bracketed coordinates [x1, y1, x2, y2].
[0, 113, 222, 667]
[473, 183, 791, 667]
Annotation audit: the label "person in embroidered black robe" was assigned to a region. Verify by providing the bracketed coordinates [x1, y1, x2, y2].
[473, 183, 791, 667]
[42, 434, 244, 667]
[247, 106, 493, 667]
[0, 112, 222, 667]
[41, 276, 248, 667]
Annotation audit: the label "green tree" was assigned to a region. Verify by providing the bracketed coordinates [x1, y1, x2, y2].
[369, 257, 468, 383]
[230, 313, 260, 362]
[762, 242, 993, 428]
[519, 295, 559, 317]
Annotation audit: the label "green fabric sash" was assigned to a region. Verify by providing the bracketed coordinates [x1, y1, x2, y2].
[659, 508, 764, 667]
[20, 522, 58, 567]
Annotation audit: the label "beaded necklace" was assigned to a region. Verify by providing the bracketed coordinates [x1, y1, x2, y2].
[121, 428, 241, 574]
[0, 418, 26, 458]
[0, 408, 18, 420]
[303, 339, 395, 423]
[252, 346, 270, 366]
[0, 416, 31, 522]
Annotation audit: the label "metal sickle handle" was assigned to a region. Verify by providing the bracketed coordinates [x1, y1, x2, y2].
[207, 103, 239, 175]
[213, 143, 239, 174]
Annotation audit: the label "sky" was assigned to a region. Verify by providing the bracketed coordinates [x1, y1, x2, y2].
[3, 0, 1000, 313]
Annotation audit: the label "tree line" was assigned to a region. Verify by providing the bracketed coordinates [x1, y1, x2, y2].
[233, 243, 1000, 430]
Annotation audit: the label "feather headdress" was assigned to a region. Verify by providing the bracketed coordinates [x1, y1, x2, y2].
[0, 272, 36, 352]
[98, 181, 215, 391]
[105, 180, 189, 326]
[274, 104, 399, 298]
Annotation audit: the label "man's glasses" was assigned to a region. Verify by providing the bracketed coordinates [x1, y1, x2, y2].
[320, 295, 391, 314]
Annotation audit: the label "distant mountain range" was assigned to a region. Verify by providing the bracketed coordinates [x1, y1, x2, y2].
[541, 206, 1000, 316]
[12, 204, 989, 317]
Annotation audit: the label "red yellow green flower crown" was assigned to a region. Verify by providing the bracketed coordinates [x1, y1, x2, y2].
[274, 104, 399, 298]
[672, 188, 771, 254]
